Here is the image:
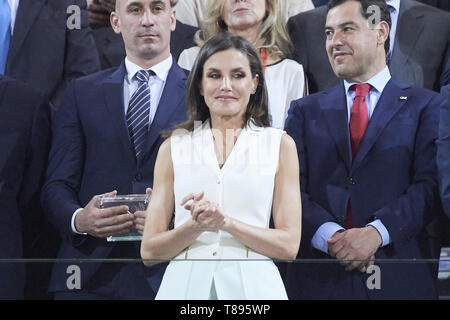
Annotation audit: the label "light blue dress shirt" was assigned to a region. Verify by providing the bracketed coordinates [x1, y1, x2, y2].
[386, 0, 400, 60]
[311, 67, 392, 254]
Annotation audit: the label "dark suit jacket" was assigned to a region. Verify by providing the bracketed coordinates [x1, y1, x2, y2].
[284, 77, 442, 299]
[41, 61, 187, 294]
[417, 0, 450, 11]
[441, 48, 450, 88]
[288, 0, 450, 93]
[93, 20, 198, 69]
[438, 85, 450, 217]
[0, 76, 51, 299]
[5, 0, 100, 110]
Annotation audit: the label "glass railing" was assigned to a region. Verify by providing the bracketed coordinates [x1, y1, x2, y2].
[1, 247, 449, 301]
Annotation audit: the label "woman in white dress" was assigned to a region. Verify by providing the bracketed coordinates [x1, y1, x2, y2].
[178, 0, 307, 129]
[140, 32, 302, 300]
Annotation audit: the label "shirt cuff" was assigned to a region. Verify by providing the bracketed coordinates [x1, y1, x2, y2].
[367, 219, 390, 247]
[311, 222, 345, 254]
[71, 208, 87, 235]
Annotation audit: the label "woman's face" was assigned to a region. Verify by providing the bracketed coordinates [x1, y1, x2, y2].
[200, 49, 258, 120]
[222, 0, 267, 32]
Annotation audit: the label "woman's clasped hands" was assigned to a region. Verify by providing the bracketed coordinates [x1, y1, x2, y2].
[181, 192, 227, 232]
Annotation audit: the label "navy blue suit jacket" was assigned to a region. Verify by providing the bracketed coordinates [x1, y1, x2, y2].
[0, 77, 51, 298]
[284, 78, 442, 299]
[41, 60, 187, 293]
[438, 85, 450, 217]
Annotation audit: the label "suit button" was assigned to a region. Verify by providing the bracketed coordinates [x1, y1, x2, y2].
[348, 177, 356, 185]
[134, 173, 142, 182]
[337, 216, 344, 224]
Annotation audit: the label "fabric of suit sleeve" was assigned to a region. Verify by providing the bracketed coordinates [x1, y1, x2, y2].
[41, 80, 86, 245]
[285, 99, 343, 243]
[370, 93, 442, 247]
[50, 0, 101, 110]
[438, 86, 450, 217]
[440, 48, 450, 88]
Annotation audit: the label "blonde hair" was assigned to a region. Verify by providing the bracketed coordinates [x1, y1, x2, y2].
[195, 0, 293, 59]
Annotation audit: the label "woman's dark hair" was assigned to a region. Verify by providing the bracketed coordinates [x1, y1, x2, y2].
[327, 0, 392, 54]
[166, 32, 270, 136]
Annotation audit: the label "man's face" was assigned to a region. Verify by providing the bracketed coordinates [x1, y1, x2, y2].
[325, 1, 384, 82]
[112, 0, 176, 63]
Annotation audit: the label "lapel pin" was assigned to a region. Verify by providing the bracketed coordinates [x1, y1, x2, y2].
[400, 96, 408, 100]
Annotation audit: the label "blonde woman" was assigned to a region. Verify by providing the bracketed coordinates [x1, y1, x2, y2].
[174, 0, 314, 27]
[178, 0, 307, 129]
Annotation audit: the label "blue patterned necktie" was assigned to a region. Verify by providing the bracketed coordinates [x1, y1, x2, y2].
[127, 69, 153, 159]
[0, 0, 11, 74]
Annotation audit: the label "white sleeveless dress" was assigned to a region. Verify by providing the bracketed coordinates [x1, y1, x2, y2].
[155, 120, 288, 300]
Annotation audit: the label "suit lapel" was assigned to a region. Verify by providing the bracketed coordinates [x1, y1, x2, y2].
[101, 62, 136, 164]
[8, 0, 47, 62]
[352, 78, 410, 170]
[389, 1, 425, 77]
[320, 84, 352, 172]
[141, 62, 187, 160]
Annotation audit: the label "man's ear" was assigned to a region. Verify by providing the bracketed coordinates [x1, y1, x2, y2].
[170, 7, 177, 32]
[110, 11, 121, 35]
[377, 20, 390, 47]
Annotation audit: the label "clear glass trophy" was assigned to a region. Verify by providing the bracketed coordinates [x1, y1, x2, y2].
[97, 194, 150, 242]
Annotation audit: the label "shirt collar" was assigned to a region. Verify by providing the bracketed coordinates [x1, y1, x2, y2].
[125, 55, 173, 84]
[386, 0, 400, 13]
[344, 66, 391, 95]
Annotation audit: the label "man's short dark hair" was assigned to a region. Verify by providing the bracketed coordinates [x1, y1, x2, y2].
[327, 0, 392, 54]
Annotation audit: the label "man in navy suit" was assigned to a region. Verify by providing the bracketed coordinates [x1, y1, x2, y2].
[438, 84, 450, 217]
[0, 76, 51, 299]
[284, 0, 442, 299]
[41, 0, 187, 299]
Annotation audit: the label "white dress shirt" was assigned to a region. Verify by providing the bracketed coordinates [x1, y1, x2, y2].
[71, 55, 173, 235]
[8, 0, 19, 35]
[311, 67, 393, 254]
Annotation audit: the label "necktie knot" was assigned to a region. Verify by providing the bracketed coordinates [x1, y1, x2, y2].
[351, 83, 372, 98]
[135, 69, 153, 83]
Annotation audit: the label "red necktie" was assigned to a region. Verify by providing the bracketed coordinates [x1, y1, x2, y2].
[347, 83, 371, 228]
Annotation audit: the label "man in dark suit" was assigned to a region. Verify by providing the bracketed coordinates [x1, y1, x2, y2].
[288, 0, 450, 93]
[284, 0, 442, 299]
[41, 0, 187, 299]
[88, 0, 197, 69]
[0, 76, 51, 299]
[4, 0, 100, 110]
[438, 84, 450, 217]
